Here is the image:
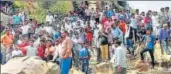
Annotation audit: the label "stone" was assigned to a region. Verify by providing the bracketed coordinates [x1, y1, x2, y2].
[95, 62, 114, 74]
[46, 62, 60, 74]
[1, 56, 60, 74]
[134, 60, 149, 72]
[69, 67, 84, 74]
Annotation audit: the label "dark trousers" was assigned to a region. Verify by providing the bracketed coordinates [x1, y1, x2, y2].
[97, 48, 101, 63]
[95, 18, 100, 24]
[81, 63, 89, 74]
[140, 48, 155, 67]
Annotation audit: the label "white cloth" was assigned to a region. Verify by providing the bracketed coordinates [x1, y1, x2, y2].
[21, 25, 31, 35]
[12, 50, 23, 58]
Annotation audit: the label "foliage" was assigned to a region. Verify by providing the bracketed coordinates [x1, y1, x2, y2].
[13, 1, 73, 23]
[49, 1, 73, 15]
[13, 1, 27, 10]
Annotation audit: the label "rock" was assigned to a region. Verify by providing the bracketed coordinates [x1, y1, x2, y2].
[95, 62, 114, 74]
[134, 60, 149, 72]
[46, 62, 60, 74]
[69, 67, 84, 74]
[1, 56, 60, 74]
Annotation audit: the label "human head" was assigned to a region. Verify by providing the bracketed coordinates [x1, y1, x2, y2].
[131, 13, 135, 18]
[29, 40, 34, 46]
[163, 24, 168, 29]
[40, 40, 45, 45]
[141, 12, 145, 16]
[165, 7, 170, 12]
[146, 29, 151, 35]
[84, 43, 89, 49]
[115, 40, 122, 47]
[105, 7, 109, 11]
[136, 9, 139, 14]
[47, 40, 52, 47]
[61, 31, 69, 38]
[161, 8, 165, 12]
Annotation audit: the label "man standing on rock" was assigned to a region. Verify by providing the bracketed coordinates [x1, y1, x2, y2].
[114, 40, 127, 74]
[60, 31, 72, 74]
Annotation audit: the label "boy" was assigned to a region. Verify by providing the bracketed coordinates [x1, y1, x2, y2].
[79, 43, 90, 74]
[12, 45, 23, 58]
[26, 40, 38, 57]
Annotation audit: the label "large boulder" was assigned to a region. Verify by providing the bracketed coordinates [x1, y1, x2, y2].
[95, 62, 114, 74]
[1, 56, 60, 74]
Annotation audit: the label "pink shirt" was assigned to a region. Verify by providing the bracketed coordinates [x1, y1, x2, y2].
[61, 37, 72, 58]
[104, 20, 114, 30]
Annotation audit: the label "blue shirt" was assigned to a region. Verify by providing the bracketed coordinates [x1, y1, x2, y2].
[145, 35, 156, 49]
[118, 13, 126, 21]
[112, 27, 123, 38]
[159, 28, 169, 40]
[79, 47, 89, 64]
[54, 32, 61, 40]
[130, 18, 137, 29]
[105, 10, 113, 18]
[13, 15, 21, 25]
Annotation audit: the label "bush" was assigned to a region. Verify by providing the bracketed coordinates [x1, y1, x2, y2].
[13, 1, 73, 23]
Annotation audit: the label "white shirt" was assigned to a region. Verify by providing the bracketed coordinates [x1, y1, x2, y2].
[97, 24, 103, 31]
[26, 46, 37, 57]
[17, 40, 22, 45]
[44, 26, 53, 35]
[46, 15, 54, 24]
[12, 50, 23, 58]
[114, 45, 127, 68]
[52, 44, 62, 61]
[21, 25, 31, 35]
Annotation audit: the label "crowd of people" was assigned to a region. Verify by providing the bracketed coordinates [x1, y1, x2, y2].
[0, 2, 15, 15]
[0, 2, 171, 74]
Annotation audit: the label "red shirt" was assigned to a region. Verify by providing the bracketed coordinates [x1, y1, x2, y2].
[37, 45, 46, 58]
[119, 21, 127, 34]
[101, 17, 107, 25]
[144, 17, 151, 25]
[18, 42, 29, 55]
[87, 30, 93, 42]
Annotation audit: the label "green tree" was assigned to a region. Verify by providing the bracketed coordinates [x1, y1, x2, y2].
[13, 1, 73, 23]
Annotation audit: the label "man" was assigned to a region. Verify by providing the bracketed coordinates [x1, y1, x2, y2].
[159, 24, 170, 54]
[12, 13, 22, 27]
[85, 6, 90, 22]
[20, 22, 31, 36]
[60, 31, 72, 74]
[26, 40, 38, 57]
[98, 30, 108, 62]
[111, 23, 123, 42]
[152, 12, 160, 37]
[165, 7, 171, 25]
[79, 43, 90, 74]
[158, 8, 166, 27]
[1, 30, 14, 48]
[12, 45, 23, 58]
[140, 29, 156, 68]
[45, 12, 54, 25]
[104, 7, 113, 18]
[37, 40, 46, 59]
[114, 40, 127, 74]
[72, 35, 82, 68]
